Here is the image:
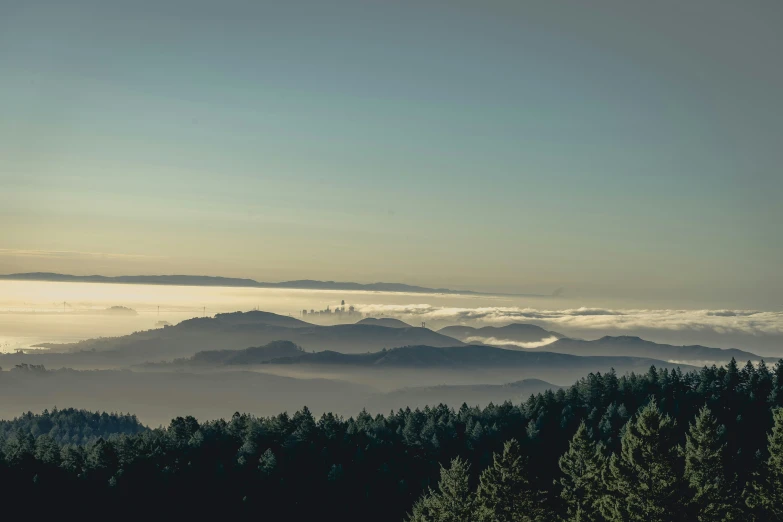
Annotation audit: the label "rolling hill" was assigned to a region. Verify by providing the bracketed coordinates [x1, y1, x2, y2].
[265, 344, 692, 372]
[438, 323, 566, 344]
[356, 317, 413, 328]
[540, 336, 758, 363]
[28, 311, 465, 362]
[139, 340, 305, 369]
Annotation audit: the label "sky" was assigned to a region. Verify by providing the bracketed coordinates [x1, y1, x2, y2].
[1, 0, 781, 308]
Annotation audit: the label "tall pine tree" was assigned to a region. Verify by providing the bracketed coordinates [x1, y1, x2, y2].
[558, 421, 605, 522]
[407, 456, 475, 522]
[683, 406, 742, 521]
[474, 438, 547, 522]
[600, 399, 683, 522]
[746, 407, 783, 520]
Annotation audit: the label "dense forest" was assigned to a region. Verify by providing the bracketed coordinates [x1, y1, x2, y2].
[2, 358, 783, 520]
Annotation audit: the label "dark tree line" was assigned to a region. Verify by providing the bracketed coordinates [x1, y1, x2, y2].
[1, 358, 783, 520]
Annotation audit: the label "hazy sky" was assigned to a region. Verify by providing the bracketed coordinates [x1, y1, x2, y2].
[1, 0, 781, 307]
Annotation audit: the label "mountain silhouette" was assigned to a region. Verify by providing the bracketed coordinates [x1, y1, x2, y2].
[541, 335, 757, 362]
[438, 323, 565, 343]
[32, 311, 464, 360]
[265, 344, 693, 372]
[356, 317, 413, 328]
[0, 272, 518, 296]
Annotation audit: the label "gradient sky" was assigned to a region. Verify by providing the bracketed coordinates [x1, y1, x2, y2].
[1, 0, 781, 307]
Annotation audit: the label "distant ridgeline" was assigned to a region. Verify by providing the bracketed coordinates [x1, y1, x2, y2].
[2, 358, 783, 520]
[0, 272, 504, 295]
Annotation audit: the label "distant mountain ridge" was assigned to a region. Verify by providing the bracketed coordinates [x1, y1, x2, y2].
[542, 335, 758, 362]
[356, 318, 413, 328]
[0, 272, 523, 296]
[265, 344, 693, 372]
[439, 323, 566, 344]
[141, 340, 306, 368]
[31, 310, 466, 359]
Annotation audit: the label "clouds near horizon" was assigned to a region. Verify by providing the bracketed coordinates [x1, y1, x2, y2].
[353, 304, 783, 338]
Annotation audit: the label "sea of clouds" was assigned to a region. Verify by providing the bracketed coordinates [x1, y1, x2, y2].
[464, 335, 561, 349]
[353, 304, 783, 337]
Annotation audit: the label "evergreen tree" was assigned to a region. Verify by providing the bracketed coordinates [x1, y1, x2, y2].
[600, 399, 683, 522]
[683, 406, 741, 521]
[3, 429, 35, 468]
[408, 490, 439, 522]
[34, 434, 61, 466]
[768, 407, 783, 505]
[769, 360, 783, 407]
[558, 422, 605, 521]
[474, 438, 546, 522]
[746, 407, 783, 520]
[59, 444, 84, 474]
[407, 457, 475, 522]
[258, 448, 276, 476]
[291, 406, 316, 443]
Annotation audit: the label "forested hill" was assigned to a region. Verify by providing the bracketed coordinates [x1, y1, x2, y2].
[3, 358, 783, 520]
[543, 335, 758, 362]
[439, 323, 566, 343]
[0, 408, 147, 445]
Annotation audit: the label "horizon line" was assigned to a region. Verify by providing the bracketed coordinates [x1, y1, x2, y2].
[0, 272, 557, 298]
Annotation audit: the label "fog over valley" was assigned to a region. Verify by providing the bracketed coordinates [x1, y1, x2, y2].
[1, 280, 777, 427]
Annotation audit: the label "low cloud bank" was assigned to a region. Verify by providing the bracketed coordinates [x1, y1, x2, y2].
[465, 335, 560, 349]
[354, 304, 783, 337]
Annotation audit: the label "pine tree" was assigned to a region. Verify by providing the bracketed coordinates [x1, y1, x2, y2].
[474, 438, 546, 522]
[683, 406, 742, 521]
[768, 407, 783, 503]
[746, 407, 783, 520]
[406, 457, 475, 522]
[769, 360, 783, 407]
[402, 412, 422, 447]
[600, 399, 683, 522]
[258, 448, 277, 476]
[408, 490, 438, 522]
[3, 429, 35, 468]
[59, 444, 84, 474]
[34, 434, 61, 466]
[724, 358, 740, 394]
[291, 406, 316, 443]
[558, 422, 605, 521]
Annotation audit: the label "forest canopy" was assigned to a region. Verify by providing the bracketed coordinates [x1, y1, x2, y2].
[2, 358, 783, 520]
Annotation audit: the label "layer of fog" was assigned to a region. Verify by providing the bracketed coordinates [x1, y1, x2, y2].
[0, 366, 567, 427]
[3, 281, 781, 355]
[1, 280, 779, 426]
[355, 304, 783, 356]
[465, 335, 560, 349]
